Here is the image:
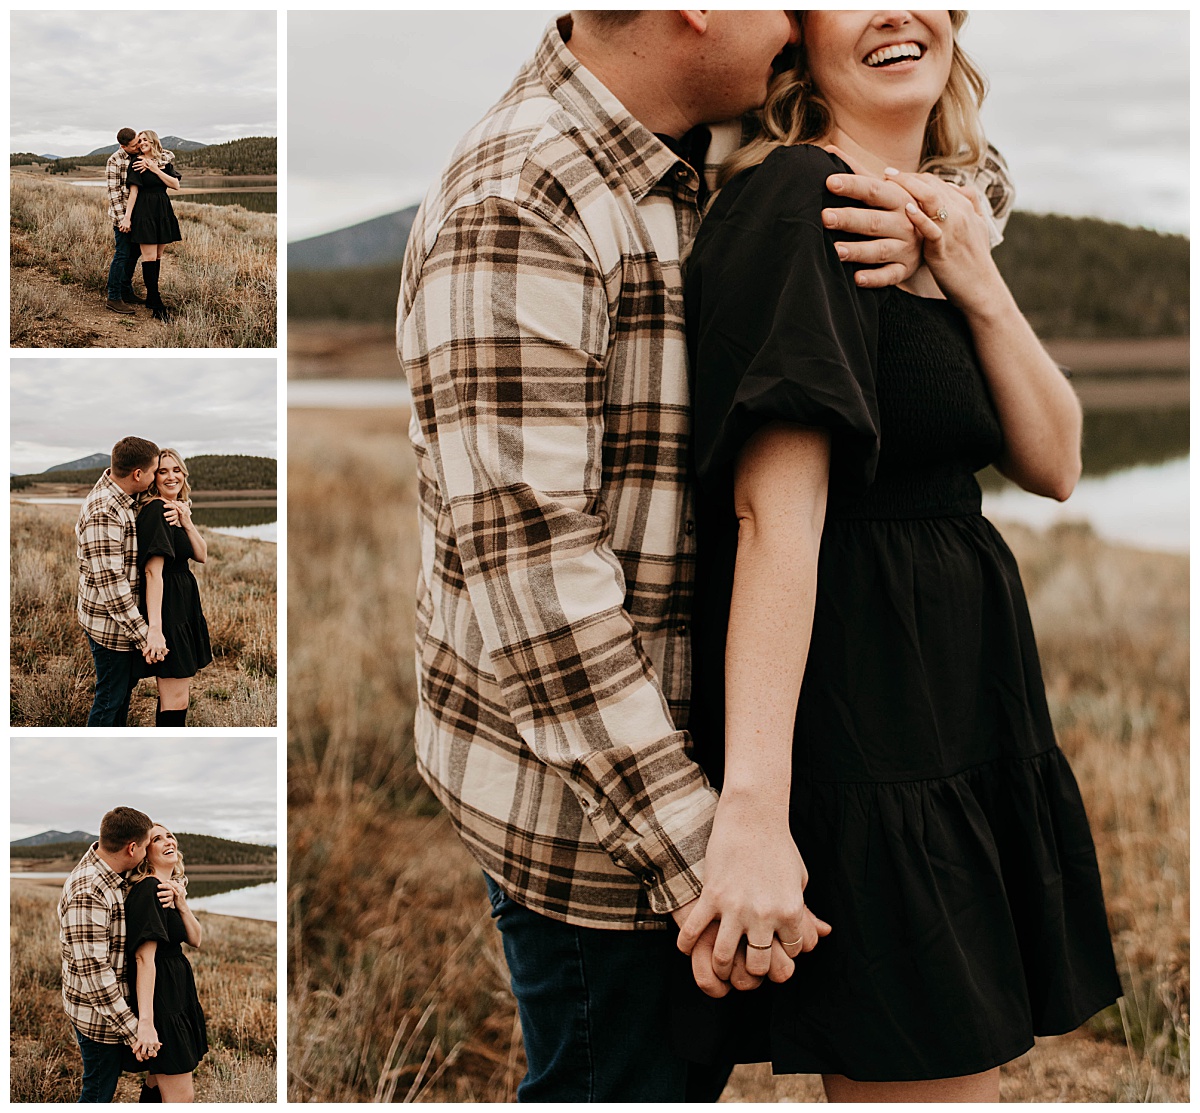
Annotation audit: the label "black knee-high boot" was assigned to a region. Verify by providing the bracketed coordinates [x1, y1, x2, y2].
[142, 259, 172, 320]
[156, 707, 187, 727]
[139, 1081, 162, 1102]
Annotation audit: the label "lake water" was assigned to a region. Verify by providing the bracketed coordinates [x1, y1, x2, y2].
[68, 180, 276, 212]
[10, 875, 277, 921]
[289, 381, 1188, 555]
[16, 497, 277, 543]
[187, 881, 277, 922]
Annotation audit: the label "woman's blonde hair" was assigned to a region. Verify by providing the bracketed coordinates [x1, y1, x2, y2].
[721, 11, 987, 186]
[136, 130, 168, 166]
[130, 824, 187, 884]
[146, 447, 193, 505]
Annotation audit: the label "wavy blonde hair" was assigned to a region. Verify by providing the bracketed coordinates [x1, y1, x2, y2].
[721, 11, 986, 186]
[144, 447, 193, 505]
[130, 824, 187, 884]
[136, 130, 169, 167]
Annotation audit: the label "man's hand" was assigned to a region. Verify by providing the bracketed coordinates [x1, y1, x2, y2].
[132, 1019, 160, 1061]
[821, 144, 922, 288]
[118, 216, 132, 233]
[143, 627, 168, 664]
[671, 898, 796, 999]
[162, 500, 191, 528]
[157, 881, 179, 909]
[133, 157, 152, 173]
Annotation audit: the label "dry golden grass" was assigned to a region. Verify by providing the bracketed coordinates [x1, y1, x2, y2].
[10, 176, 275, 348]
[287, 407, 1188, 1103]
[10, 502, 277, 727]
[10, 880, 276, 1102]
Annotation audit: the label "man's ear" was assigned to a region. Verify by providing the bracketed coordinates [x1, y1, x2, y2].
[678, 10, 709, 34]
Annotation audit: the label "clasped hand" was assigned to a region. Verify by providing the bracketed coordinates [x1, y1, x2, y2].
[674, 795, 831, 999]
[143, 628, 169, 665]
[132, 1019, 160, 1062]
[161, 500, 188, 528]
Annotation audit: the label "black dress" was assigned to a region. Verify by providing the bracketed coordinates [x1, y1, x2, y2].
[136, 500, 213, 679]
[673, 145, 1121, 1082]
[120, 877, 209, 1075]
[126, 162, 182, 245]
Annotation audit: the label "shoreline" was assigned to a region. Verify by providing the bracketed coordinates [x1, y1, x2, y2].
[10, 876, 277, 923]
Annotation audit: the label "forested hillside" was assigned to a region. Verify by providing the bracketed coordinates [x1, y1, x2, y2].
[176, 137, 277, 175]
[289, 210, 1189, 339]
[10, 454, 277, 491]
[12, 833, 276, 866]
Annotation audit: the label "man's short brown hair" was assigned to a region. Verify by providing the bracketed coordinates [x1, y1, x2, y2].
[99, 806, 153, 852]
[111, 436, 159, 478]
[574, 11, 643, 34]
[117, 128, 137, 146]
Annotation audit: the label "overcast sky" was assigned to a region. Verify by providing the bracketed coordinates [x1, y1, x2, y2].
[11, 739, 276, 845]
[10, 10, 277, 156]
[10, 359, 277, 474]
[288, 10, 1188, 241]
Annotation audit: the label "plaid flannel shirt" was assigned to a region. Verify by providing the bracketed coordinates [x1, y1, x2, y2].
[106, 148, 132, 225]
[58, 845, 137, 1045]
[76, 470, 149, 651]
[399, 17, 718, 930]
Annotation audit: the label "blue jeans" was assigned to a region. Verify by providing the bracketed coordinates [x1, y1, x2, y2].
[484, 874, 731, 1102]
[106, 225, 139, 300]
[74, 1028, 123, 1102]
[86, 636, 138, 727]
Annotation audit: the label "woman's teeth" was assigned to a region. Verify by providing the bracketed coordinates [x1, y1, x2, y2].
[865, 42, 923, 67]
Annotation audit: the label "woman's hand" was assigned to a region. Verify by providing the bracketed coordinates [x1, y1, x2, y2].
[163, 499, 192, 528]
[885, 168, 1005, 313]
[133, 1018, 160, 1061]
[119, 216, 132, 233]
[676, 791, 830, 992]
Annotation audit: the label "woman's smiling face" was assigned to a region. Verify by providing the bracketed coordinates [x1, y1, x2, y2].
[146, 825, 178, 869]
[803, 10, 954, 127]
[156, 455, 186, 499]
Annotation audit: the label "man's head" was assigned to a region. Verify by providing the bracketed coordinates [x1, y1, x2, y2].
[110, 437, 160, 493]
[568, 11, 799, 133]
[117, 127, 139, 155]
[98, 805, 153, 870]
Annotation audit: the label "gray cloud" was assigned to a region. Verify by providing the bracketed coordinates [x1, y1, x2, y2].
[11, 11, 276, 155]
[288, 11, 1188, 240]
[11, 738, 277, 845]
[10, 358, 277, 473]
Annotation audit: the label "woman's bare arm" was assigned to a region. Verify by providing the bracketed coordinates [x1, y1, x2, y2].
[677, 422, 833, 991]
[144, 554, 166, 647]
[134, 939, 159, 1050]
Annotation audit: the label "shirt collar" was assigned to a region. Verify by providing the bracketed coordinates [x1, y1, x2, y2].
[84, 843, 129, 890]
[534, 15, 684, 204]
[99, 468, 136, 511]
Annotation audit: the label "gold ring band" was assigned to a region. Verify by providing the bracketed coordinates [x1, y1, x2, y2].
[746, 940, 773, 950]
[779, 936, 804, 949]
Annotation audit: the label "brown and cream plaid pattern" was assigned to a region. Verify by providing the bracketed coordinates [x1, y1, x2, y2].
[106, 147, 131, 225]
[58, 845, 138, 1044]
[399, 17, 719, 930]
[76, 470, 149, 652]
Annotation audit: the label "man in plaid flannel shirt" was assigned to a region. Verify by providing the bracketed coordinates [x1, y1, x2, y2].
[400, 12, 1015, 1102]
[76, 437, 168, 726]
[58, 806, 160, 1101]
[105, 127, 145, 316]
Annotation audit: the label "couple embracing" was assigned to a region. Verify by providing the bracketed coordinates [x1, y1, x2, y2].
[400, 11, 1121, 1103]
[59, 807, 208, 1102]
[77, 437, 211, 728]
[105, 127, 183, 322]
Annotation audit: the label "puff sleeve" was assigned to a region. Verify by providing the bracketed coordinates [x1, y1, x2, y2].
[136, 500, 176, 565]
[686, 144, 882, 499]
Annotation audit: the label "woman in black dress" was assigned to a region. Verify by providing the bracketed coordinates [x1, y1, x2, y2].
[137, 449, 213, 727]
[122, 824, 209, 1102]
[673, 11, 1120, 1102]
[118, 130, 182, 321]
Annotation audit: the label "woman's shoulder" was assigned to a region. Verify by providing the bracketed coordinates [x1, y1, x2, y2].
[138, 497, 168, 520]
[711, 144, 850, 231]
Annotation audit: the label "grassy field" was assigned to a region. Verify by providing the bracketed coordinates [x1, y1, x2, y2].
[288, 406, 1188, 1103]
[10, 176, 275, 348]
[11, 502, 277, 727]
[10, 880, 276, 1102]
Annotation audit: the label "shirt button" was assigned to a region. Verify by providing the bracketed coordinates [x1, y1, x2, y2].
[684, 520, 695, 535]
[674, 164, 690, 181]
[676, 623, 688, 636]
